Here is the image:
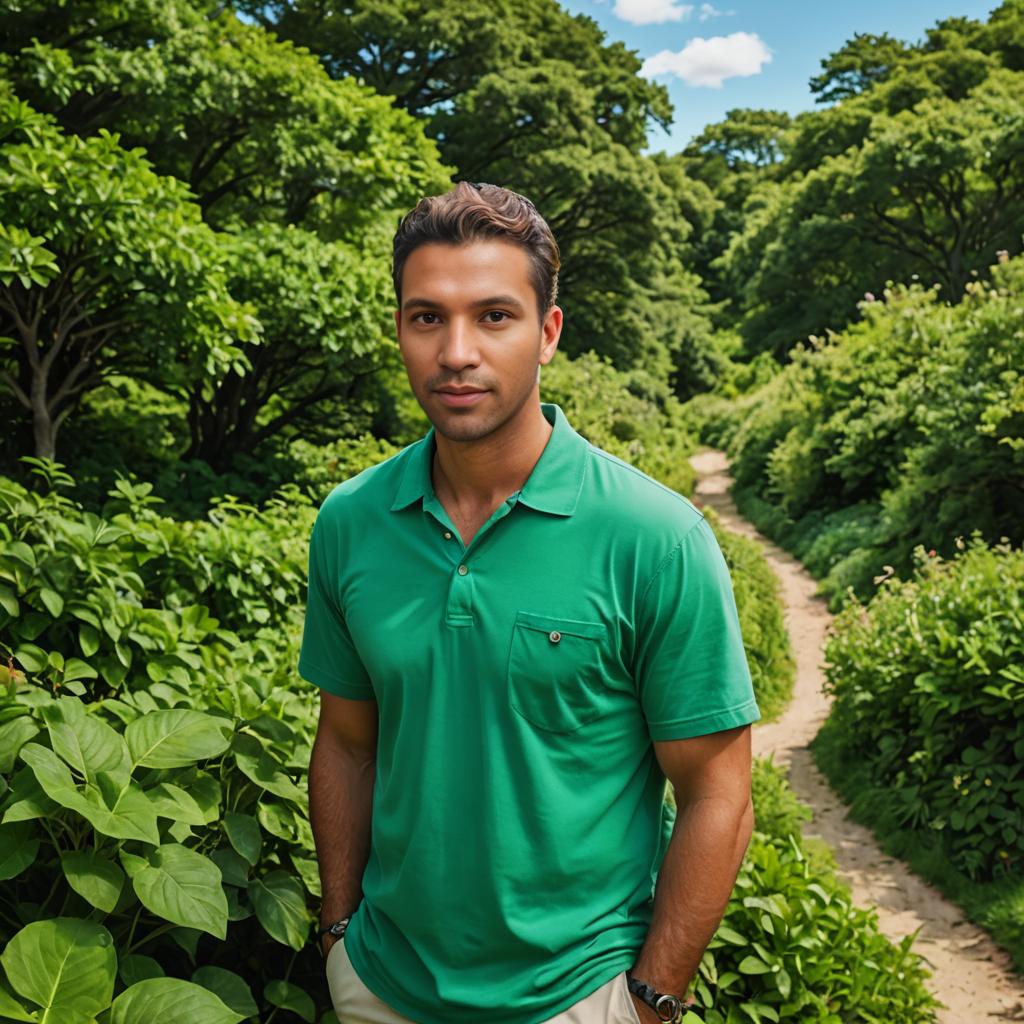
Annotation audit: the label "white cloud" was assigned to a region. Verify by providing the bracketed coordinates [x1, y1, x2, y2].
[641, 31, 772, 88]
[613, 0, 694, 25]
[698, 3, 734, 20]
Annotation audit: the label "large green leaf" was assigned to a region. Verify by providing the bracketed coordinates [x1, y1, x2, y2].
[222, 811, 261, 865]
[0, 982, 37, 1022]
[192, 967, 258, 1019]
[0, 766, 58, 822]
[0, 918, 115, 1023]
[146, 782, 206, 825]
[233, 736, 305, 803]
[119, 955, 164, 987]
[126, 710, 233, 769]
[42, 697, 131, 786]
[248, 871, 310, 950]
[123, 843, 228, 939]
[79, 773, 160, 845]
[0, 717, 39, 774]
[109, 979, 243, 1024]
[0, 821, 39, 881]
[61, 850, 125, 913]
[18, 743, 99, 821]
[265, 980, 315, 1022]
[20, 742, 157, 842]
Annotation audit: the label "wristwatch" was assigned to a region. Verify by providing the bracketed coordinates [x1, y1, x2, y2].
[626, 974, 685, 1022]
[317, 914, 351, 957]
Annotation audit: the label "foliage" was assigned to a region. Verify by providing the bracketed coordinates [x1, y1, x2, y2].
[0, 1, 450, 468]
[540, 350, 697, 498]
[182, 224, 397, 468]
[822, 536, 1024, 882]
[813, 714, 1024, 972]
[727, 66, 1024, 356]
[675, 110, 790, 312]
[0, 468, 332, 1022]
[0, 83, 257, 461]
[0, 1, 449, 237]
[724, 253, 1024, 604]
[682, 2, 1024, 357]
[750, 758, 811, 842]
[679, 757, 938, 1023]
[808, 32, 911, 102]
[690, 829, 937, 1022]
[707, 510, 795, 723]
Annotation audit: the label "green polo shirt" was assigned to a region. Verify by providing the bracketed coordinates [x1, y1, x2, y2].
[298, 402, 760, 1024]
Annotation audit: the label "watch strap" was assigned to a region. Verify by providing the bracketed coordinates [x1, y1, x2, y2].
[317, 915, 351, 950]
[626, 974, 685, 1022]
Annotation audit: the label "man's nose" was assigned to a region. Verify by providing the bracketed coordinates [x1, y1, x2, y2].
[438, 319, 481, 370]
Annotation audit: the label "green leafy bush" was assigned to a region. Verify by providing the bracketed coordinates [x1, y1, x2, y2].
[0, 468, 329, 1022]
[540, 350, 698, 497]
[751, 758, 812, 841]
[823, 537, 1024, 881]
[692, 829, 936, 1023]
[721, 254, 1024, 605]
[679, 757, 938, 1023]
[708, 510, 795, 722]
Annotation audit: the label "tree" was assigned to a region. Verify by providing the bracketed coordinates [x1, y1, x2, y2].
[233, 0, 711, 379]
[723, 68, 1024, 356]
[809, 32, 910, 103]
[1, 0, 452, 469]
[0, 87, 256, 461]
[677, 109, 789, 312]
[183, 224, 394, 468]
[1, 3, 451, 236]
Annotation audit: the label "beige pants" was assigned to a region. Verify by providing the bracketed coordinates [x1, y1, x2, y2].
[326, 936, 642, 1024]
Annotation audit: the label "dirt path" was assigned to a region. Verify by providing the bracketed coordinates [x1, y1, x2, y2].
[689, 448, 1024, 1023]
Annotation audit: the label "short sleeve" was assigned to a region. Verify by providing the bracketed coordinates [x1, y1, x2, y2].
[298, 509, 375, 700]
[634, 517, 761, 741]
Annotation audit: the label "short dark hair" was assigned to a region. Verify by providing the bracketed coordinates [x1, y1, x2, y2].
[392, 181, 560, 322]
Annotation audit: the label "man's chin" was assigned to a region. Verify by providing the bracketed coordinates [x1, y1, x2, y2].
[431, 413, 499, 444]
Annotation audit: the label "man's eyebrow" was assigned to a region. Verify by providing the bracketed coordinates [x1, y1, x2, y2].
[402, 294, 527, 312]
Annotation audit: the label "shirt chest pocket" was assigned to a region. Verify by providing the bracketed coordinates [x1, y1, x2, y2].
[506, 611, 611, 733]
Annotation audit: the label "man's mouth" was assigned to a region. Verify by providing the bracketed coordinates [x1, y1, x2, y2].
[434, 386, 489, 406]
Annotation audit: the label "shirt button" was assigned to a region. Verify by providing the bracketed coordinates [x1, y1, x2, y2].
[443, 531, 452, 540]
[457, 564, 469, 576]
[549, 630, 561, 643]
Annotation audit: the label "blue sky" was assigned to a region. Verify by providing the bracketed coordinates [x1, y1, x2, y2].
[556, 0, 1002, 153]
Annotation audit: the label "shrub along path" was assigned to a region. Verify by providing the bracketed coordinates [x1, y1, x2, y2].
[689, 448, 1024, 1023]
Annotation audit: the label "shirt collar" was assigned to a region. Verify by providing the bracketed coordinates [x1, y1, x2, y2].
[389, 402, 589, 517]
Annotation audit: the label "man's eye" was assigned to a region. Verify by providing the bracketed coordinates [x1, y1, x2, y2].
[483, 311, 509, 323]
[415, 313, 441, 324]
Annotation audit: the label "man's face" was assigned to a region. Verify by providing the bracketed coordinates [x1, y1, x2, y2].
[394, 239, 562, 443]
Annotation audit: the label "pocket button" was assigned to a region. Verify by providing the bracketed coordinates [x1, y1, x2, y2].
[549, 630, 561, 643]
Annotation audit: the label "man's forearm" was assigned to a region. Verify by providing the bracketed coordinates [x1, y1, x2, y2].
[632, 793, 754, 1005]
[308, 727, 376, 928]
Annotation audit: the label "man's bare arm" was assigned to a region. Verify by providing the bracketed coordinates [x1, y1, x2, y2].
[630, 724, 755, 1021]
[309, 691, 378, 954]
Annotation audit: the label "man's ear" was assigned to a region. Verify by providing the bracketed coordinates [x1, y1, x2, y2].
[393, 309, 402, 339]
[539, 305, 563, 366]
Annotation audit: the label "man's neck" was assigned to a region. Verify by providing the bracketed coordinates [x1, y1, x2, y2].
[432, 401, 553, 515]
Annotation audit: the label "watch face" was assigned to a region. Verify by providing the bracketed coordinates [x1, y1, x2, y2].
[655, 993, 682, 1021]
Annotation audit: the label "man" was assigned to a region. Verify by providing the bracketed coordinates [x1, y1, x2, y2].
[299, 181, 761, 1024]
